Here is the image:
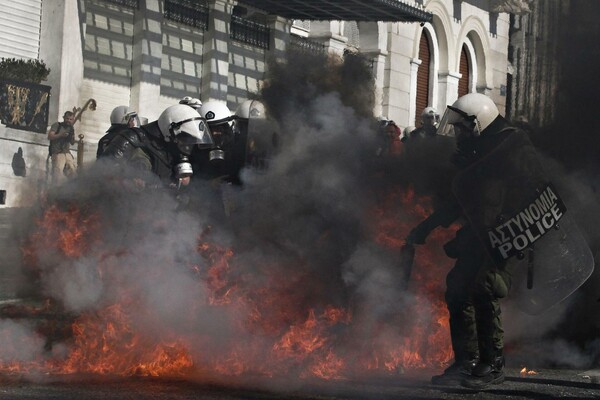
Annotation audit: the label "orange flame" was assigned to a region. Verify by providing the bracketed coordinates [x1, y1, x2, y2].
[520, 367, 538, 376]
[5, 184, 456, 380]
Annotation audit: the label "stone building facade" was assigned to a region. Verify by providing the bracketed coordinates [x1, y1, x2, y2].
[0, 0, 512, 207]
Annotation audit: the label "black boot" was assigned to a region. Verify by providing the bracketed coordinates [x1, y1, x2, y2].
[431, 356, 478, 385]
[461, 355, 505, 389]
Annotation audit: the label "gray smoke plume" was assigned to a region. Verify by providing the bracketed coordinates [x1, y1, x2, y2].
[5, 49, 598, 386]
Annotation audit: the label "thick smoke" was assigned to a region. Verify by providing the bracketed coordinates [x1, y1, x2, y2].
[502, 1, 600, 367]
[5, 46, 598, 385]
[2, 51, 459, 383]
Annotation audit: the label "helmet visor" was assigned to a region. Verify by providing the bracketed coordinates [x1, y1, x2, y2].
[123, 112, 141, 128]
[437, 106, 469, 137]
[438, 106, 481, 144]
[171, 117, 213, 146]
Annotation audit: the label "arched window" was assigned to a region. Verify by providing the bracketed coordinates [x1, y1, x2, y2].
[415, 32, 432, 126]
[458, 44, 470, 97]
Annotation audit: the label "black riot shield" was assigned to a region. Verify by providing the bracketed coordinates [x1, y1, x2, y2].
[245, 101, 280, 172]
[452, 129, 594, 315]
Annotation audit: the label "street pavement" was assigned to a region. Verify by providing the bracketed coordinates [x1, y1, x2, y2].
[0, 368, 598, 400]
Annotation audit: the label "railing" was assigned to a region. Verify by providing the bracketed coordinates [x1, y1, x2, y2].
[103, 0, 139, 8]
[289, 35, 326, 54]
[0, 79, 51, 134]
[230, 15, 270, 49]
[164, 0, 209, 30]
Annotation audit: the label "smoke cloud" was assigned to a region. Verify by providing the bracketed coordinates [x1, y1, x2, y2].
[3, 48, 598, 386]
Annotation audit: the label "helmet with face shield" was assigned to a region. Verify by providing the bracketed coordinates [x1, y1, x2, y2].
[110, 106, 141, 127]
[158, 104, 212, 155]
[234, 99, 265, 136]
[199, 100, 233, 161]
[437, 93, 500, 143]
[235, 99, 265, 120]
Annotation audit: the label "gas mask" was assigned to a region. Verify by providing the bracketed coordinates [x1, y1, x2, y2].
[207, 122, 233, 162]
[170, 117, 211, 180]
[450, 120, 479, 168]
[175, 154, 193, 180]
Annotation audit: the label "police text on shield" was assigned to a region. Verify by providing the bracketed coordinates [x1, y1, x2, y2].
[487, 185, 566, 261]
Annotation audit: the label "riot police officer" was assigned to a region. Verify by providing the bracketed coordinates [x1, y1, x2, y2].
[97, 106, 142, 159]
[408, 93, 516, 389]
[408, 106, 439, 140]
[192, 100, 238, 183]
[98, 104, 212, 188]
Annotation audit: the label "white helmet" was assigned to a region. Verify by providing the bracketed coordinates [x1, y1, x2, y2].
[403, 125, 416, 137]
[179, 96, 203, 110]
[438, 93, 500, 137]
[199, 100, 233, 128]
[421, 107, 440, 125]
[157, 104, 212, 148]
[110, 105, 130, 124]
[235, 99, 266, 120]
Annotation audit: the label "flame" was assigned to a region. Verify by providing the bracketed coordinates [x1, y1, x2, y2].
[56, 304, 194, 376]
[3, 184, 457, 381]
[520, 367, 538, 376]
[22, 204, 100, 266]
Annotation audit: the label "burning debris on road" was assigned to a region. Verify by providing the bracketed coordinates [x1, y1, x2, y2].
[0, 50, 598, 395]
[0, 52, 459, 383]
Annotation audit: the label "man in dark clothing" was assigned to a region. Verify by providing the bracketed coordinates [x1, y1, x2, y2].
[407, 93, 518, 390]
[97, 106, 141, 159]
[406, 106, 439, 140]
[99, 104, 212, 188]
[47, 111, 76, 185]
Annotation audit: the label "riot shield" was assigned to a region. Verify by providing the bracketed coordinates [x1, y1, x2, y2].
[452, 129, 594, 315]
[245, 101, 280, 172]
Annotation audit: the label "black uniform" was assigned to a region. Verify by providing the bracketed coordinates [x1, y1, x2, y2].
[96, 124, 127, 159]
[409, 124, 437, 139]
[410, 116, 516, 386]
[99, 122, 180, 185]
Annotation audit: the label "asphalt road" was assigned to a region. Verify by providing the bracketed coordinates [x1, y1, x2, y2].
[0, 368, 598, 400]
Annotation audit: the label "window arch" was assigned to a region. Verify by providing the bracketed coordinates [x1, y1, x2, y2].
[458, 44, 470, 97]
[415, 31, 432, 126]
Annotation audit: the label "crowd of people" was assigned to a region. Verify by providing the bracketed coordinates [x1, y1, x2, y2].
[46, 93, 540, 391]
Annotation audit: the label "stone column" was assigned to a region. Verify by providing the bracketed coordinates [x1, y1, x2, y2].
[267, 15, 292, 64]
[359, 21, 388, 118]
[308, 21, 347, 57]
[130, 0, 164, 120]
[362, 51, 388, 118]
[39, 0, 83, 122]
[201, 0, 233, 103]
[437, 71, 461, 110]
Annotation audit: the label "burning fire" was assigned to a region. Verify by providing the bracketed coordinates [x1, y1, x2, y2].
[520, 367, 538, 376]
[1, 184, 457, 381]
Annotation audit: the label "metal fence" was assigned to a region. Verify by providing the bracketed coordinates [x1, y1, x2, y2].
[0, 80, 51, 134]
[103, 0, 139, 8]
[164, 0, 209, 30]
[289, 34, 326, 54]
[230, 15, 270, 49]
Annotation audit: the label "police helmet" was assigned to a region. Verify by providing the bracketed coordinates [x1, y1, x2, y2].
[421, 107, 440, 125]
[235, 99, 266, 120]
[158, 104, 212, 149]
[438, 93, 500, 137]
[110, 106, 130, 125]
